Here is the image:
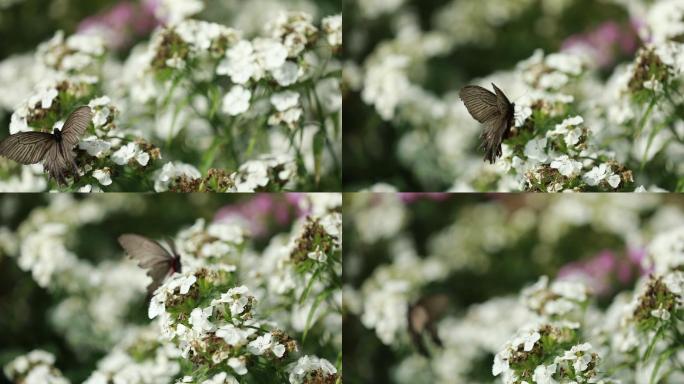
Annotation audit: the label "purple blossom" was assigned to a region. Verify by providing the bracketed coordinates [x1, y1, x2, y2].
[214, 195, 303, 237]
[78, 0, 159, 51]
[561, 20, 640, 69]
[558, 248, 648, 296]
[398, 193, 450, 204]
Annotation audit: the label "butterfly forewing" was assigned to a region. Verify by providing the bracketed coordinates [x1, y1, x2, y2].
[118, 234, 174, 268]
[118, 234, 178, 294]
[61, 106, 92, 148]
[459, 85, 500, 124]
[0, 132, 54, 164]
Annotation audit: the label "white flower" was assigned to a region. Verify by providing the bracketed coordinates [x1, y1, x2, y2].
[548, 115, 584, 147]
[533, 363, 558, 384]
[559, 343, 593, 373]
[222, 86, 251, 116]
[247, 333, 275, 355]
[288, 355, 337, 384]
[28, 87, 58, 109]
[362, 54, 410, 120]
[88, 96, 111, 108]
[216, 324, 250, 346]
[253, 38, 288, 71]
[646, 227, 684, 274]
[272, 61, 299, 86]
[524, 137, 548, 162]
[550, 155, 582, 177]
[134, 151, 149, 166]
[111, 143, 145, 166]
[546, 52, 583, 75]
[227, 357, 248, 376]
[66, 34, 105, 55]
[9, 107, 29, 134]
[189, 306, 215, 333]
[607, 174, 621, 188]
[92, 168, 112, 186]
[271, 91, 300, 112]
[79, 137, 111, 157]
[154, 162, 201, 192]
[307, 249, 327, 262]
[322, 14, 342, 47]
[582, 163, 610, 186]
[78, 184, 93, 193]
[217, 40, 256, 84]
[156, 0, 204, 25]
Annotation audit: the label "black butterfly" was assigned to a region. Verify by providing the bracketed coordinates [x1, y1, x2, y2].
[408, 294, 449, 357]
[118, 234, 182, 295]
[459, 83, 515, 163]
[0, 106, 92, 185]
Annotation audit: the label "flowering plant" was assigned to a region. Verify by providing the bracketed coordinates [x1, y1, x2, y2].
[343, 0, 683, 192]
[343, 194, 684, 383]
[0, 193, 342, 383]
[0, 0, 341, 192]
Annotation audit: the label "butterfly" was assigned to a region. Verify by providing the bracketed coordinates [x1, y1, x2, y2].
[118, 234, 182, 295]
[459, 83, 515, 164]
[408, 294, 449, 357]
[0, 105, 92, 185]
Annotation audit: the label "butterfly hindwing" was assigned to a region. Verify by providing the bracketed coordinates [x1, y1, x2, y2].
[0, 131, 54, 165]
[480, 114, 508, 164]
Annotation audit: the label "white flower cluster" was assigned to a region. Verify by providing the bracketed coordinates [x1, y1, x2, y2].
[521, 275, 590, 320]
[493, 324, 604, 384]
[3, 350, 69, 384]
[148, 268, 290, 379]
[232, 154, 297, 192]
[288, 355, 338, 384]
[175, 218, 246, 264]
[645, 225, 684, 275]
[83, 325, 181, 384]
[6, 195, 152, 352]
[36, 30, 105, 73]
[153, 162, 201, 192]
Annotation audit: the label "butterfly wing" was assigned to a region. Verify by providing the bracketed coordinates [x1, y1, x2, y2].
[61, 106, 92, 149]
[492, 83, 514, 117]
[43, 140, 73, 184]
[459, 85, 501, 124]
[480, 113, 509, 164]
[118, 234, 175, 294]
[0, 131, 54, 165]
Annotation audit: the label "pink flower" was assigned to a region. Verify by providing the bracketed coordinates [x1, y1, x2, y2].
[78, 0, 159, 51]
[558, 248, 647, 296]
[398, 193, 450, 204]
[561, 20, 639, 69]
[214, 195, 302, 237]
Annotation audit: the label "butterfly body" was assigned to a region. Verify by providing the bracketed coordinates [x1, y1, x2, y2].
[408, 294, 449, 356]
[118, 234, 182, 295]
[0, 106, 92, 185]
[459, 83, 515, 163]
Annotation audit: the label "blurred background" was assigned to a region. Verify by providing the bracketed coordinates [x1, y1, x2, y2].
[342, 193, 684, 383]
[342, 0, 649, 191]
[0, 193, 305, 382]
